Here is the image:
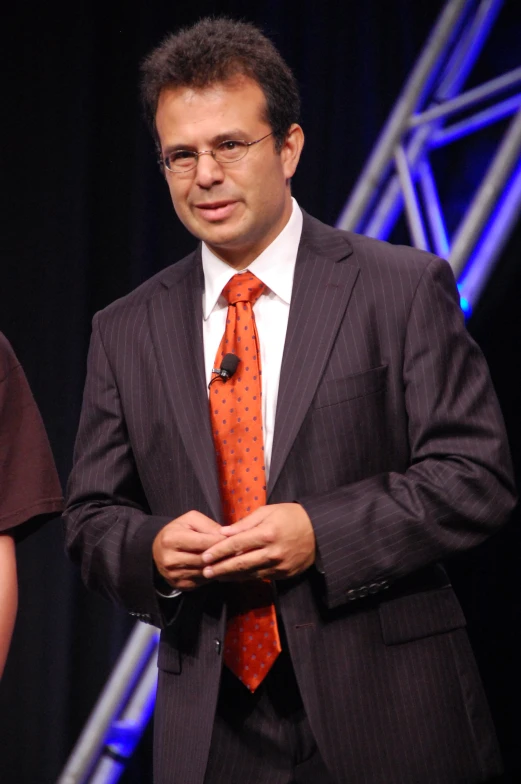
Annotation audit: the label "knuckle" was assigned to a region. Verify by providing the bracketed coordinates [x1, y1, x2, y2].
[161, 534, 175, 550]
[262, 525, 276, 544]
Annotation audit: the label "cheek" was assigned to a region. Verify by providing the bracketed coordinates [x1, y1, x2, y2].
[257, 161, 286, 197]
[254, 174, 285, 214]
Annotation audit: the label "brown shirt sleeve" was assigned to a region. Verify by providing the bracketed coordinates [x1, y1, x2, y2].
[0, 333, 63, 538]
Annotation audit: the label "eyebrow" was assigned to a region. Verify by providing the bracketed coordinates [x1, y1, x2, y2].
[163, 130, 252, 155]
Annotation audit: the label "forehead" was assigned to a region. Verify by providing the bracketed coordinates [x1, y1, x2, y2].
[155, 76, 268, 144]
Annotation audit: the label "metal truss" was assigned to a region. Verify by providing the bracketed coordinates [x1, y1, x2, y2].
[59, 2, 521, 782]
[58, 623, 159, 784]
[337, 0, 521, 316]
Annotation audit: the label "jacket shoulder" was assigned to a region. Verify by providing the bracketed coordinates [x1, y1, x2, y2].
[347, 231, 447, 276]
[302, 210, 447, 277]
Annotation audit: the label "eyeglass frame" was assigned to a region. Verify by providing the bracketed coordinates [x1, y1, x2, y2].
[160, 131, 275, 173]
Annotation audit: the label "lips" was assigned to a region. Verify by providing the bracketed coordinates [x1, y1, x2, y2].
[193, 200, 238, 222]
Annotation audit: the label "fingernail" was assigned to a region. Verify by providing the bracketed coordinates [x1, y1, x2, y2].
[203, 566, 214, 578]
[202, 552, 213, 563]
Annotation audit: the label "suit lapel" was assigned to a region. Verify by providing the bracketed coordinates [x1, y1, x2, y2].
[148, 250, 222, 521]
[268, 216, 359, 496]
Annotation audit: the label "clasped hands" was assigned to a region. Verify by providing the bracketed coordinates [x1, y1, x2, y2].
[152, 504, 316, 592]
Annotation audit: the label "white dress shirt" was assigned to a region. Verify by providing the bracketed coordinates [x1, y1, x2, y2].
[202, 199, 303, 481]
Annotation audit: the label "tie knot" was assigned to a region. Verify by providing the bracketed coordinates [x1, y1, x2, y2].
[222, 272, 266, 306]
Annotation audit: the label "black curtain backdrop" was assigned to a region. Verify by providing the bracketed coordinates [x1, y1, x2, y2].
[1, 2, 520, 782]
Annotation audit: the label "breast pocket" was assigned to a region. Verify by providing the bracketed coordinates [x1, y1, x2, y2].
[313, 364, 388, 409]
[300, 364, 390, 486]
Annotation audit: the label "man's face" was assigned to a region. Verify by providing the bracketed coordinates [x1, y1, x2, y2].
[155, 75, 304, 269]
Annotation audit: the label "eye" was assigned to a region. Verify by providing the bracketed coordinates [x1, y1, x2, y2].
[215, 140, 247, 162]
[170, 150, 196, 163]
[218, 140, 242, 151]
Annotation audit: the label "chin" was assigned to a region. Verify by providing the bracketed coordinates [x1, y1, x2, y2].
[201, 225, 245, 247]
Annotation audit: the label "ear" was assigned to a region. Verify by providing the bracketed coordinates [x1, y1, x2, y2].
[281, 124, 304, 180]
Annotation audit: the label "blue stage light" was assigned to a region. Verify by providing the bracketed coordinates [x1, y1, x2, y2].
[457, 285, 472, 318]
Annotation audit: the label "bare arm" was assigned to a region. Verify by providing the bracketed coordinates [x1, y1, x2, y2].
[0, 535, 17, 678]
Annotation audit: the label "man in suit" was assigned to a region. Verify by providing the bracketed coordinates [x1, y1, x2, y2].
[64, 17, 516, 784]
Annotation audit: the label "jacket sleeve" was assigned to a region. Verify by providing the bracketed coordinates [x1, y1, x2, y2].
[63, 314, 178, 628]
[299, 257, 517, 609]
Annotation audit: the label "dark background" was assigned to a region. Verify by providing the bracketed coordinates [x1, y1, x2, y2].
[1, 1, 520, 782]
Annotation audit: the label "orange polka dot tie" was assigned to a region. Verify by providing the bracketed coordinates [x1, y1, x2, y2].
[209, 271, 281, 692]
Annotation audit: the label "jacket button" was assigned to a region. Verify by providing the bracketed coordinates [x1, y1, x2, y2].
[215, 639, 222, 655]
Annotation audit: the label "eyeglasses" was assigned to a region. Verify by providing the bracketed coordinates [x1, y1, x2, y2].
[161, 132, 274, 173]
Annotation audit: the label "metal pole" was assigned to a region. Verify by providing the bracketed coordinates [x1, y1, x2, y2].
[394, 146, 429, 250]
[89, 655, 159, 784]
[58, 623, 159, 784]
[417, 159, 450, 257]
[409, 66, 521, 128]
[450, 107, 521, 277]
[460, 161, 521, 306]
[431, 93, 521, 147]
[433, 0, 503, 100]
[363, 124, 431, 239]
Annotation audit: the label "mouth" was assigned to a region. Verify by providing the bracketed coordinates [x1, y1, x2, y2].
[193, 200, 238, 222]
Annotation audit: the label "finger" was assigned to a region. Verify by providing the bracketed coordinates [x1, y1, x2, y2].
[178, 531, 226, 553]
[160, 552, 207, 570]
[180, 510, 225, 535]
[202, 549, 275, 579]
[164, 567, 206, 583]
[161, 572, 210, 591]
[220, 506, 271, 536]
[202, 527, 269, 564]
[162, 529, 226, 554]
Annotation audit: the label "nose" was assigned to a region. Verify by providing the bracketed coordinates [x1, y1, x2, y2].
[194, 151, 225, 189]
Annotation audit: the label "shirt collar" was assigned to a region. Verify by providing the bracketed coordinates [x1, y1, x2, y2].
[201, 198, 303, 319]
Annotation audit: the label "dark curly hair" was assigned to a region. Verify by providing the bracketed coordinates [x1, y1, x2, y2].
[140, 17, 300, 151]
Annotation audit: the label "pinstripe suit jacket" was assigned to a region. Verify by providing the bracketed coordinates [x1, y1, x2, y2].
[65, 212, 516, 784]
